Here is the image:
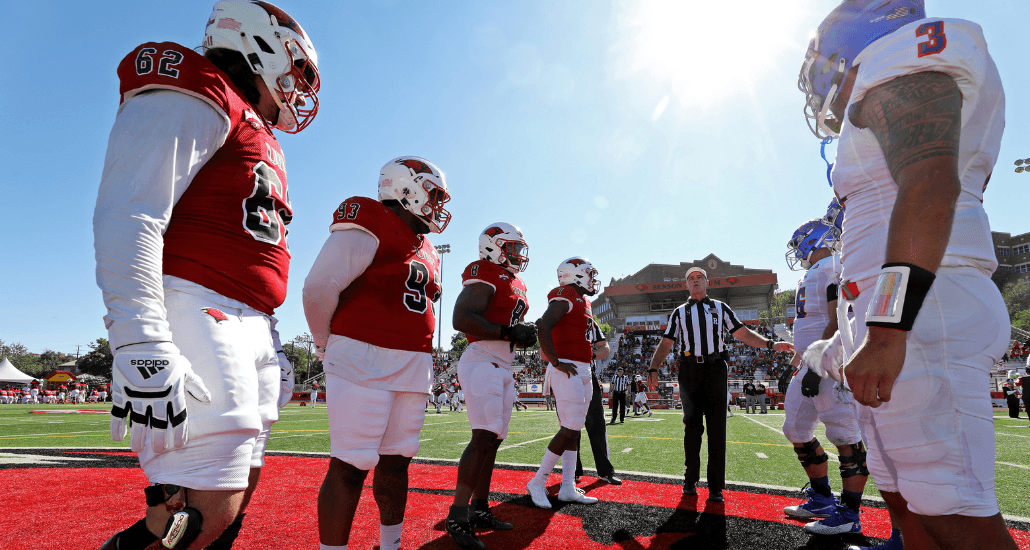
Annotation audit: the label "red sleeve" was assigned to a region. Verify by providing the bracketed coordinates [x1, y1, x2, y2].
[119, 42, 232, 116]
[462, 260, 503, 289]
[329, 196, 390, 236]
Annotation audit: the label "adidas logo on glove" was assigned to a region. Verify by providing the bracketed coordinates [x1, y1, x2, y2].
[131, 358, 170, 379]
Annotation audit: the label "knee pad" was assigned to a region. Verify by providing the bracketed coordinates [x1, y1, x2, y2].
[793, 438, 828, 468]
[839, 442, 870, 478]
[337, 450, 380, 471]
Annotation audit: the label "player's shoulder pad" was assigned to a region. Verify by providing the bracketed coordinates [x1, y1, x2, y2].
[852, 18, 988, 105]
[548, 284, 577, 301]
[118, 42, 235, 117]
[330, 196, 394, 234]
[462, 259, 504, 283]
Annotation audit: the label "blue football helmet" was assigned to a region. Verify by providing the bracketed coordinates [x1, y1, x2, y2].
[823, 197, 845, 233]
[799, 0, 926, 139]
[786, 218, 841, 271]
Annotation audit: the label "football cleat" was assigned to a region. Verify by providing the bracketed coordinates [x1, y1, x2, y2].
[557, 486, 598, 505]
[785, 487, 837, 519]
[848, 528, 902, 550]
[445, 519, 485, 550]
[805, 505, 861, 535]
[526, 481, 552, 509]
[470, 508, 513, 531]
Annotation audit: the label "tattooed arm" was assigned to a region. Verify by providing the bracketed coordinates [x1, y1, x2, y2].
[844, 71, 961, 408]
[850, 70, 962, 273]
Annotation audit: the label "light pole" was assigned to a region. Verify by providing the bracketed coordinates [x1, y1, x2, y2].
[435, 244, 450, 358]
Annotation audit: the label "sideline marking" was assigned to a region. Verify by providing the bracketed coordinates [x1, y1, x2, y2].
[756, 452, 768, 459]
[998, 461, 1030, 470]
[497, 436, 553, 451]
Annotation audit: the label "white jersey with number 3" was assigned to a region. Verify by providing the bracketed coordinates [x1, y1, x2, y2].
[832, 18, 1004, 289]
[793, 254, 841, 355]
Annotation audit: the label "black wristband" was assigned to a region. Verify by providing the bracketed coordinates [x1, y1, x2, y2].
[766, 339, 775, 350]
[865, 262, 936, 332]
[498, 324, 513, 341]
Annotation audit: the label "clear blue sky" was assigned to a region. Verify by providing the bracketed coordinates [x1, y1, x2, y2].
[2, 1, 1027, 356]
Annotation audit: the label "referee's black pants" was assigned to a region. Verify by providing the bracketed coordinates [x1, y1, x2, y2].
[571, 372, 617, 478]
[610, 390, 627, 423]
[679, 359, 727, 491]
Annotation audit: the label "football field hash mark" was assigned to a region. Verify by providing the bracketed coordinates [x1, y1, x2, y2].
[756, 452, 768, 459]
[621, 447, 633, 453]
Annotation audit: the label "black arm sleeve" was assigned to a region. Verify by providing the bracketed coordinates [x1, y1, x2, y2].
[826, 283, 838, 303]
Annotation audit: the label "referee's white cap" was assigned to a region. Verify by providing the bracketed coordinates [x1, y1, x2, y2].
[685, 267, 707, 279]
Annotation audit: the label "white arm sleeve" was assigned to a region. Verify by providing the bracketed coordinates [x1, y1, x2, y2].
[303, 229, 378, 350]
[94, 90, 229, 350]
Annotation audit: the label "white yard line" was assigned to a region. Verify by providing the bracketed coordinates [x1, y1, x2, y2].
[497, 436, 553, 451]
[997, 461, 1030, 470]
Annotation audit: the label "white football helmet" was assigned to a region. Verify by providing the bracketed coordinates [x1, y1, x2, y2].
[378, 156, 451, 233]
[634, 375, 642, 382]
[204, 1, 320, 133]
[557, 257, 600, 295]
[480, 222, 529, 273]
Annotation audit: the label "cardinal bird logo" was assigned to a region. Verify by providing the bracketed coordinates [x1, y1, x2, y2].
[727, 277, 740, 286]
[484, 226, 505, 237]
[202, 308, 229, 323]
[397, 158, 433, 175]
[567, 259, 587, 266]
[636, 284, 648, 292]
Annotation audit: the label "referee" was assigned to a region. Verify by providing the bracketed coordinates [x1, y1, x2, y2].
[609, 368, 630, 423]
[648, 267, 793, 502]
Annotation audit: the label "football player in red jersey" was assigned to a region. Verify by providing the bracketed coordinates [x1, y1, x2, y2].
[304, 156, 450, 550]
[94, 3, 318, 549]
[444, 223, 536, 549]
[526, 257, 605, 508]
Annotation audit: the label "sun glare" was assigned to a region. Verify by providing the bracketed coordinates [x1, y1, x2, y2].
[612, 0, 806, 112]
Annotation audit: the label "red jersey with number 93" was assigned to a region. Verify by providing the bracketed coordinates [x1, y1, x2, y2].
[462, 260, 529, 344]
[328, 197, 441, 353]
[118, 42, 292, 314]
[548, 285, 593, 363]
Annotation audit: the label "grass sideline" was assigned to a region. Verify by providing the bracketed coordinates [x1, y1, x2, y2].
[2, 402, 1029, 519]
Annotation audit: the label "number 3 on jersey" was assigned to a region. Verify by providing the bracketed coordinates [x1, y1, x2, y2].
[916, 21, 946, 57]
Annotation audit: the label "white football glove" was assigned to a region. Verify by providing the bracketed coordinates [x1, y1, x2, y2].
[276, 350, 295, 408]
[110, 342, 211, 454]
[315, 344, 326, 361]
[802, 331, 845, 384]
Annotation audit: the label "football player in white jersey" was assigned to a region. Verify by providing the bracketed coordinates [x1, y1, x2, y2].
[781, 215, 871, 537]
[800, 1, 1014, 549]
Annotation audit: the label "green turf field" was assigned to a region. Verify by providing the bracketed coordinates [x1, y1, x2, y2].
[2, 403, 1029, 518]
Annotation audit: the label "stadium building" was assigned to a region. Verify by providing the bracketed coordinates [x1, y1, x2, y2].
[593, 254, 779, 334]
[992, 230, 1030, 277]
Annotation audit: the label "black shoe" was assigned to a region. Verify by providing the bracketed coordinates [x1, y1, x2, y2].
[598, 474, 623, 486]
[446, 519, 486, 549]
[470, 508, 513, 531]
[683, 483, 697, 496]
[708, 491, 725, 502]
[619, 420, 624, 423]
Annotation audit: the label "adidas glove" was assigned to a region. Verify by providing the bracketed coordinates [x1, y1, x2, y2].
[802, 331, 845, 385]
[500, 322, 538, 348]
[110, 342, 211, 454]
[276, 350, 295, 409]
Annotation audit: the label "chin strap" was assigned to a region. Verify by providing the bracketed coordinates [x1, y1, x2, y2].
[820, 137, 835, 187]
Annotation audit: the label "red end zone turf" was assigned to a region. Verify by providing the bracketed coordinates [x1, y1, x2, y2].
[1, 452, 1027, 549]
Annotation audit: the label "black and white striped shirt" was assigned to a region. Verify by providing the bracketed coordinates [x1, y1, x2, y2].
[610, 374, 630, 392]
[662, 297, 743, 357]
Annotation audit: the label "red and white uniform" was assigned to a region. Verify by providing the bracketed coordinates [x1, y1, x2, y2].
[95, 42, 285, 490]
[634, 380, 649, 405]
[303, 197, 440, 470]
[545, 285, 594, 431]
[457, 260, 529, 438]
[833, 20, 1007, 517]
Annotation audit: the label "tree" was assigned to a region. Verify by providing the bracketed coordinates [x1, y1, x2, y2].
[1, 341, 41, 377]
[450, 332, 468, 360]
[771, 290, 796, 318]
[593, 316, 614, 340]
[1001, 279, 1030, 332]
[285, 333, 322, 383]
[78, 338, 114, 378]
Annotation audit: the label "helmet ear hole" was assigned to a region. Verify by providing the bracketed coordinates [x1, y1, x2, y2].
[253, 35, 276, 54]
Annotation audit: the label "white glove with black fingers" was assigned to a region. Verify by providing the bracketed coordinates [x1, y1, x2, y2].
[110, 342, 211, 454]
[276, 350, 295, 409]
[802, 331, 846, 386]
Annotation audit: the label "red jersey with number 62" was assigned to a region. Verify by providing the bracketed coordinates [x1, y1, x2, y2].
[328, 197, 441, 353]
[548, 285, 593, 363]
[462, 260, 529, 344]
[118, 42, 291, 314]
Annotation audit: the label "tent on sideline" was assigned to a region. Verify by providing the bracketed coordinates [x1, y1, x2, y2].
[0, 357, 35, 383]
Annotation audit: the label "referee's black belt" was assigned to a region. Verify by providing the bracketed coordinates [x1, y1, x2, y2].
[681, 352, 726, 364]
